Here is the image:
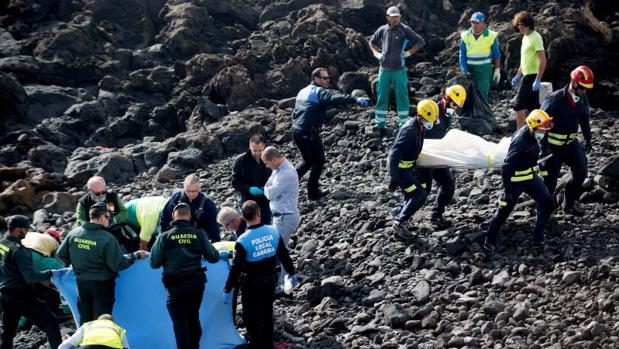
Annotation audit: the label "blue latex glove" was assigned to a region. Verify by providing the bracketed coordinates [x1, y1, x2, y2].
[219, 251, 230, 260]
[249, 186, 264, 195]
[355, 97, 370, 107]
[51, 269, 67, 278]
[289, 275, 299, 288]
[511, 74, 523, 87]
[222, 291, 232, 304]
[532, 79, 541, 91]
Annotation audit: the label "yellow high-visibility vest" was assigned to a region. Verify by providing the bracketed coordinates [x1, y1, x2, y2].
[460, 28, 497, 66]
[80, 320, 126, 349]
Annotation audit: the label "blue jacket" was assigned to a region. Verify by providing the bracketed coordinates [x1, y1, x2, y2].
[291, 82, 355, 133]
[388, 117, 425, 181]
[159, 191, 220, 242]
[501, 126, 540, 190]
[224, 224, 295, 292]
[541, 84, 592, 145]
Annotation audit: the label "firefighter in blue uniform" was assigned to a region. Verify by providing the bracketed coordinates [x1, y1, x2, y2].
[417, 85, 467, 227]
[388, 99, 439, 241]
[223, 200, 298, 349]
[540, 66, 594, 216]
[484, 110, 555, 252]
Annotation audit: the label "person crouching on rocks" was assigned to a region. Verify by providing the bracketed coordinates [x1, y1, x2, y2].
[416, 85, 467, 228]
[483, 109, 555, 253]
[388, 99, 439, 241]
[58, 313, 130, 349]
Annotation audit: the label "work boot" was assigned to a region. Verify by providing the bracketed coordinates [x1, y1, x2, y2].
[393, 220, 415, 241]
[308, 189, 329, 201]
[430, 214, 452, 228]
[482, 239, 496, 254]
[563, 202, 585, 216]
[372, 125, 387, 138]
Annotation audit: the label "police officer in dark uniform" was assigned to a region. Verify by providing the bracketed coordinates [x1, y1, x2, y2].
[232, 134, 273, 224]
[57, 202, 147, 324]
[540, 66, 595, 216]
[223, 200, 298, 349]
[292, 67, 370, 200]
[417, 85, 466, 226]
[0, 215, 62, 349]
[150, 203, 221, 349]
[484, 110, 555, 252]
[388, 99, 439, 240]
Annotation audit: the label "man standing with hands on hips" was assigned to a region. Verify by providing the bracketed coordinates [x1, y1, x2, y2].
[369, 6, 425, 133]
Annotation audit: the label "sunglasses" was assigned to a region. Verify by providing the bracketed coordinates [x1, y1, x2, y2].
[319, 76, 330, 80]
[92, 191, 105, 196]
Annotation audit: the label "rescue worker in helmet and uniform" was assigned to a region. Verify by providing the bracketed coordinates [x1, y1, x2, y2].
[416, 85, 467, 227]
[540, 66, 594, 216]
[388, 99, 439, 241]
[483, 109, 555, 252]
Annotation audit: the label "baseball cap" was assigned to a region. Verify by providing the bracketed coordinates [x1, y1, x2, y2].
[386, 6, 401, 17]
[173, 202, 191, 212]
[8, 215, 31, 230]
[90, 202, 110, 212]
[470, 11, 485, 23]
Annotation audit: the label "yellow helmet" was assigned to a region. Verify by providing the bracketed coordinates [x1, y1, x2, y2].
[445, 84, 466, 107]
[416, 99, 439, 123]
[526, 109, 553, 130]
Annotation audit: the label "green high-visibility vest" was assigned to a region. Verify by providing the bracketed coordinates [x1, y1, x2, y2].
[460, 28, 497, 66]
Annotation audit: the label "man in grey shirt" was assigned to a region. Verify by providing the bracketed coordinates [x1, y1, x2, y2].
[261, 146, 300, 292]
[369, 6, 425, 134]
[261, 146, 300, 248]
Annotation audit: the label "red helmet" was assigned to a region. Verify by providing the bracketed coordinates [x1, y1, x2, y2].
[570, 66, 594, 89]
[46, 228, 62, 242]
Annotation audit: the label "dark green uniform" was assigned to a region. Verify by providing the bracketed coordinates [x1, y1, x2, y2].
[150, 220, 220, 349]
[0, 235, 61, 349]
[57, 222, 139, 324]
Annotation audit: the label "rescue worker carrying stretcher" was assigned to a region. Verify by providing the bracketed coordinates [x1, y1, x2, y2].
[540, 65, 594, 216]
[483, 109, 555, 252]
[417, 85, 467, 227]
[388, 99, 439, 241]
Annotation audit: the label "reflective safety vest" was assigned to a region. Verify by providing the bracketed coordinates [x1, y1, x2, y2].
[460, 29, 497, 66]
[510, 165, 547, 182]
[80, 320, 126, 348]
[547, 131, 578, 146]
[398, 160, 416, 169]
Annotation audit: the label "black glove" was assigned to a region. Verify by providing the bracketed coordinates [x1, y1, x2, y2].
[585, 140, 593, 153]
[388, 180, 399, 192]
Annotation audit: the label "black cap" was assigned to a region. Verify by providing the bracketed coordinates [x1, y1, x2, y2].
[8, 215, 31, 230]
[90, 202, 110, 212]
[173, 202, 191, 212]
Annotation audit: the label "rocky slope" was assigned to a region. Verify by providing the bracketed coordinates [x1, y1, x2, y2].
[1, 0, 618, 348]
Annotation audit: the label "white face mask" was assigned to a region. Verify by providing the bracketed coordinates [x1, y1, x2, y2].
[534, 131, 545, 141]
[446, 108, 456, 117]
[422, 120, 434, 130]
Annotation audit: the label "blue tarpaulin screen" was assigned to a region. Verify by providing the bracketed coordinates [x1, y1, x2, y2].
[52, 258, 245, 349]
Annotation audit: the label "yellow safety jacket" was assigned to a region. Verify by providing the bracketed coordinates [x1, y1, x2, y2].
[80, 320, 126, 348]
[460, 28, 497, 66]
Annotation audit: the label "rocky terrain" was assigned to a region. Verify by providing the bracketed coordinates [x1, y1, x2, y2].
[1, 0, 618, 348]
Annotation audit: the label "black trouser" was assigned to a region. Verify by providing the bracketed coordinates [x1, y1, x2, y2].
[541, 140, 588, 206]
[165, 275, 206, 349]
[395, 168, 428, 222]
[513, 74, 540, 112]
[241, 195, 272, 225]
[293, 129, 326, 197]
[0, 290, 61, 349]
[486, 175, 553, 245]
[76, 279, 115, 325]
[416, 167, 456, 218]
[241, 274, 276, 349]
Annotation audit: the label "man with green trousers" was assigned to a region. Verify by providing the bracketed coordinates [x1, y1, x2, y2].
[459, 11, 501, 102]
[369, 6, 425, 133]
